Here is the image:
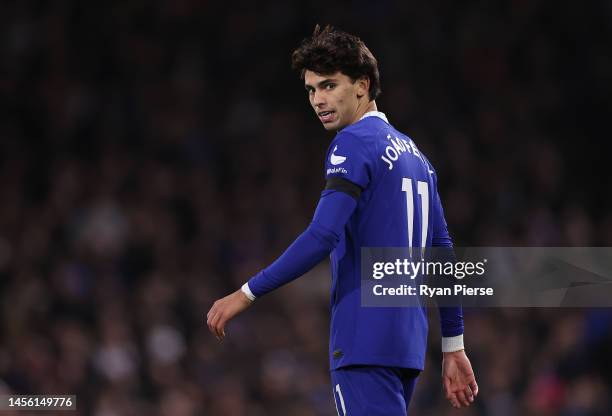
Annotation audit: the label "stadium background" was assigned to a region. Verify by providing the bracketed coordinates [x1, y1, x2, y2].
[1, 0, 612, 414]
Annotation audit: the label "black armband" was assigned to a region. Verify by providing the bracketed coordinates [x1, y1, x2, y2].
[325, 177, 362, 200]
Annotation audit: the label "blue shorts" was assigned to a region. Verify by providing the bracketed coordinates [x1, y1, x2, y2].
[331, 366, 420, 416]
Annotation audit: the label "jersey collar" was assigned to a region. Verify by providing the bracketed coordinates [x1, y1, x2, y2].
[359, 111, 389, 123]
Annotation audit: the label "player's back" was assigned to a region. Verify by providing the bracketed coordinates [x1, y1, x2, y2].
[324, 112, 443, 371]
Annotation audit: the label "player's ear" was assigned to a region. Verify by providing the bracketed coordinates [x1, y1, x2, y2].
[356, 76, 370, 99]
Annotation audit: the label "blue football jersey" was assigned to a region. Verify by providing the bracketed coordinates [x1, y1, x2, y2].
[324, 111, 452, 371]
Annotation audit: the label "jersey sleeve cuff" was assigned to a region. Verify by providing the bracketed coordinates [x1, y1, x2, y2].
[441, 334, 464, 352]
[241, 282, 256, 302]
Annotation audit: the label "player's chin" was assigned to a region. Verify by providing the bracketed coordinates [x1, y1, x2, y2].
[320, 119, 344, 131]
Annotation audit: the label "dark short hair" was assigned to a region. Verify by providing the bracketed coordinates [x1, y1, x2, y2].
[291, 25, 381, 101]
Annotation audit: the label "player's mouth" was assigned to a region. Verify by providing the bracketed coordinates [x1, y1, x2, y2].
[318, 110, 336, 123]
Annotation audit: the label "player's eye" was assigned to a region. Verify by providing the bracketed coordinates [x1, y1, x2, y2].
[325, 83, 336, 90]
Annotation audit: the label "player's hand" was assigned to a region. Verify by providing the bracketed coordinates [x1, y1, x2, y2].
[442, 350, 478, 409]
[206, 289, 253, 341]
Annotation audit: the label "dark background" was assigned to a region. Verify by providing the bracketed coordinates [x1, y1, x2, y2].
[1, 0, 612, 414]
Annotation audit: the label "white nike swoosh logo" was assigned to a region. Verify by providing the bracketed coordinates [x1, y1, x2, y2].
[330, 146, 346, 165]
[331, 154, 346, 165]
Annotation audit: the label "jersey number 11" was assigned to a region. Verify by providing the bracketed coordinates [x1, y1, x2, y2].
[402, 177, 429, 257]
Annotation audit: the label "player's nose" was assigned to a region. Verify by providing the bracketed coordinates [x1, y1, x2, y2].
[311, 91, 326, 108]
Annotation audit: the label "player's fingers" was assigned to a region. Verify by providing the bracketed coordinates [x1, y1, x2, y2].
[443, 386, 461, 408]
[207, 314, 218, 339]
[207, 303, 221, 334]
[464, 385, 474, 403]
[212, 311, 224, 339]
[208, 310, 223, 341]
[216, 315, 227, 340]
[456, 389, 470, 407]
[446, 392, 460, 409]
[469, 379, 479, 397]
[445, 383, 459, 408]
[206, 309, 215, 331]
[442, 377, 452, 396]
[206, 301, 218, 320]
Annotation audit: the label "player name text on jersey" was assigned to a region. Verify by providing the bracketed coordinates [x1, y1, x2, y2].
[381, 134, 424, 170]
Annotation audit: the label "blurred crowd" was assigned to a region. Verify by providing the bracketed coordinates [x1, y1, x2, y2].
[1, 0, 611, 415]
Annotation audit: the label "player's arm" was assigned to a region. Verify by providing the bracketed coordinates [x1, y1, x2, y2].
[245, 183, 359, 298]
[207, 132, 369, 341]
[430, 173, 464, 345]
[430, 174, 479, 408]
[206, 180, 360, 340]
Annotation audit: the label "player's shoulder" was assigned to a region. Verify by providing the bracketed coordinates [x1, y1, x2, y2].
[342, 113, 390, 140]
[328, 113, 389, 153]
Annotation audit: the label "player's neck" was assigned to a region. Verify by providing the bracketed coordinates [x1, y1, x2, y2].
[363, 100, 378, 115]
[350, 100, 378, 126]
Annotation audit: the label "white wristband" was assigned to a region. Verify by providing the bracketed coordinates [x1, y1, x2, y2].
[442, 334, 464, 352]
[241, 283, 256, 302]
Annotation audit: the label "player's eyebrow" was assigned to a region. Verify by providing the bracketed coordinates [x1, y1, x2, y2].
[305, 78, 338, 90]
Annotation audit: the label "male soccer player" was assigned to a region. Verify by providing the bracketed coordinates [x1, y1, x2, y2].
[207, 25, 478, 414]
